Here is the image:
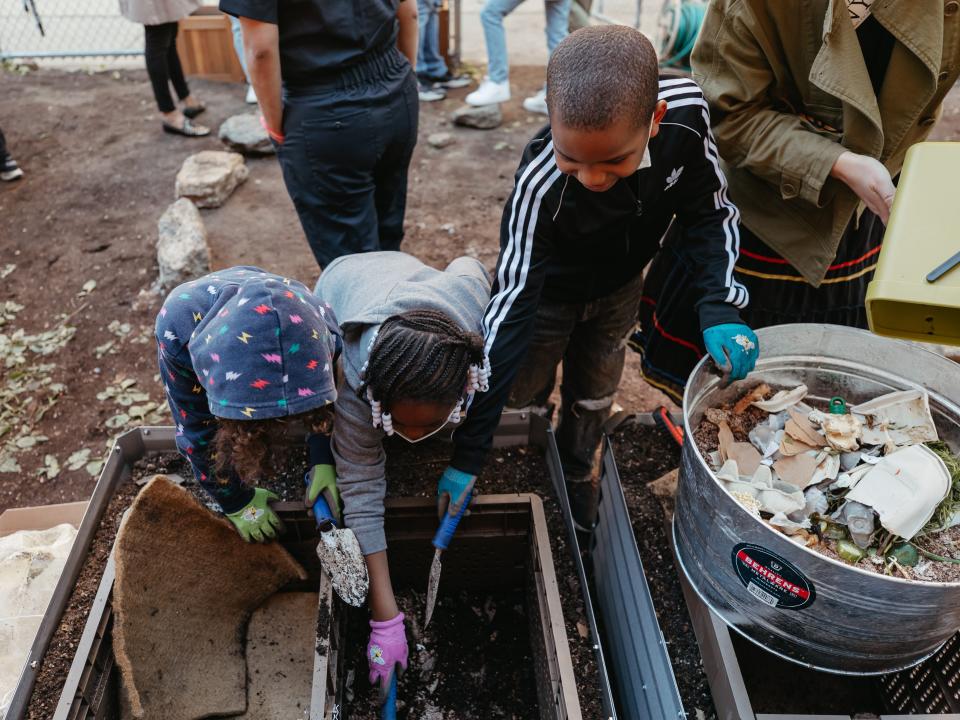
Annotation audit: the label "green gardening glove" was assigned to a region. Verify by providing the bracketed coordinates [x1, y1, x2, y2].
[226, 487, 284, 543]
[305, 464, 342, 526]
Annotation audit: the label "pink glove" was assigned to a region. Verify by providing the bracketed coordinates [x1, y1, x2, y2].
[367, 612, 408, 702]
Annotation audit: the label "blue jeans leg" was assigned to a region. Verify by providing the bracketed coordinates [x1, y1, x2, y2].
[229, 16, 250, 83]
[479, 0, 526, 83]
[417, 0, 449, 78]
[544, 0, 571, 54]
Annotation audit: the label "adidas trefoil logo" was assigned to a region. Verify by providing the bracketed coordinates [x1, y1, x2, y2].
[665, 166, 684, 190]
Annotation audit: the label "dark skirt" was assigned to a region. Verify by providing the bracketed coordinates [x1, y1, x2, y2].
[631, 211, 885, 403]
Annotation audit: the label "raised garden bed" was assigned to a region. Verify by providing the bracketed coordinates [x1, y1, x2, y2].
[9, 413, 613, 720]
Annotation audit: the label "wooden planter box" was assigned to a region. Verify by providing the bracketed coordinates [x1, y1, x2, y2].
[177, 7, 245, 83]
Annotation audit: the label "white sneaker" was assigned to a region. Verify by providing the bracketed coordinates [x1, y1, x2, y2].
[245, 85, 257, 104]
[465, 77, 510, 106]
[523, 88, 548, 115]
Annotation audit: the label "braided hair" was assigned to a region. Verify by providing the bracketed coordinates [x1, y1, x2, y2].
[359, 310, 485, 411]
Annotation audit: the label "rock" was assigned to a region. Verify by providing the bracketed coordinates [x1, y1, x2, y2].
[427, 132, 455, 149]
[451, 103, 502, 130]
[155, 198, 210, 290]
[218, 113, 275, 156]
[175, 151, 249, 209]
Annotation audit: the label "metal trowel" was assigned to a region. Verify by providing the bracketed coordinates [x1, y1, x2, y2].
[306, 478, 369, 608]
[424, 498, 470, 628]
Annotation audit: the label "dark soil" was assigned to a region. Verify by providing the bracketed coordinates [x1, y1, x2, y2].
[383, 437, 604, 718]
[608, 420, 718, 720]
[344, 587, 538, 719]
[26, 480, 140, 720]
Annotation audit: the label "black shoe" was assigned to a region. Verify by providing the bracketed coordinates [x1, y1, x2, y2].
[421, 71, 472, 89]
[1, 154, 23, 182]
[182, 102, 206, 119]
[565, 479, 599, 533]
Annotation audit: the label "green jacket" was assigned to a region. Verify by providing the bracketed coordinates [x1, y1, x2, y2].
[692, 0, 960, 285]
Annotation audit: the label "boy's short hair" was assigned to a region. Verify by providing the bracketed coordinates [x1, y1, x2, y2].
[547, 25, 660, 131]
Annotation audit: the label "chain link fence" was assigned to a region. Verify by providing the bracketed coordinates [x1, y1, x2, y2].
[0, 0, 144, 60]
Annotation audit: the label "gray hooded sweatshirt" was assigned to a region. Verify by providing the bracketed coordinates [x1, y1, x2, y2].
[314, 251, 491, 555]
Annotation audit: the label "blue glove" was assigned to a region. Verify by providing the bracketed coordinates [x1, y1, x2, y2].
[702, 323, 759, 381]
[437, 466, 476, 519]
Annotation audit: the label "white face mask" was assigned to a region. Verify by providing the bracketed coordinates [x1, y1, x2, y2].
[394, 422, 450, 444]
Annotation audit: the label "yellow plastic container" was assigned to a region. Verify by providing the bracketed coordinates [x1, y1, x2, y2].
[866, 142, 960, 346]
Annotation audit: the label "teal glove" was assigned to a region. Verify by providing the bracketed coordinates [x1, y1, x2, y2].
[226, 487, 284, 543]
[305, 464, 342, 525]
[702, 323, 759, 381]
[437, 466, 476, 519]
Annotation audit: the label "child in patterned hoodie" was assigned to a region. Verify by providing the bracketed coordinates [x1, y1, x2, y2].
[155, 266, 342, 543]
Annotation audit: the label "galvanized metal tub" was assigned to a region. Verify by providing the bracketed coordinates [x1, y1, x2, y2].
[674, 324, 960, 676]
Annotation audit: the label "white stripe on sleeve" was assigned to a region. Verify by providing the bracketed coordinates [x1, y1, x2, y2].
[482, 142, 564, 354]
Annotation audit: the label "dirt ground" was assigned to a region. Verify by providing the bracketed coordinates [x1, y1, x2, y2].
[0, 64, 675, 514]
[3, 66, 960, 514]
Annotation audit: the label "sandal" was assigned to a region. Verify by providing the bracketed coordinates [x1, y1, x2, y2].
[182, 102, 206, 119]
[162, 118, 210, 137]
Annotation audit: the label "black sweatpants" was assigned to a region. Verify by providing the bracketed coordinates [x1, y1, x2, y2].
[276, 46, 419, 268]
[0, 127, 7, 159]
[144, 22, 191, 113]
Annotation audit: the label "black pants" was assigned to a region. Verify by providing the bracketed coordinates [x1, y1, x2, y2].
[0, 127, 7, 159]
[144, 22, 190, 113]
[277, 46, 419, 268]
[508, 274, 645, 482]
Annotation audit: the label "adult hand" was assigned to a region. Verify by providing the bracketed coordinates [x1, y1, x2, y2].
[702, 323, 759, 381]
[367, 612, 408, 704]
[226, 487, 284, 542]
[437, 466, 475, 519]
[830, 151, 896, 223]
[305, 463, 341, 526]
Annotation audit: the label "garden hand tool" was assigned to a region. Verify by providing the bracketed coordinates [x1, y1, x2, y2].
[424, 494, 471, 628]
[306, 468, 369, 608]
[381, 674, 398, 720]
[226, 487, 283, 542]
[654, 405, 684, 446]
[368, 612, 408, 708]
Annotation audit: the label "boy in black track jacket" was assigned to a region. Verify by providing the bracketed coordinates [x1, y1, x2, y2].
[434, 26, 760, 530]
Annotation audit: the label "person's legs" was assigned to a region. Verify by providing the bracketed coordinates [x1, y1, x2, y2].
[417, 0, 449, 78]
[506, 299, 579, 412]
[279, 87, 384, 267]
[165, 23, 193, 103]
[373, 71, 419, 252]
[479, 0, 525, 83]
[229, 16, 250, 81]
[144, 23, 178, 113]
[544, 0, 571, 54]
[0, 127, 23, 182]
[558, 274, 644, 525]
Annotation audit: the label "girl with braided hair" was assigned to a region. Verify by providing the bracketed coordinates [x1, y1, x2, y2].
[314, 251, 491, 705]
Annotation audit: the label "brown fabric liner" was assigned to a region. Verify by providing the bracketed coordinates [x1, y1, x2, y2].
[112, 476, 306, 720]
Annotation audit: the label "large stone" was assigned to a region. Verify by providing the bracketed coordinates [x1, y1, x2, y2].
[175, 151, 249, 209]
[218, 113, 275, 156]
[451, 103, 503, 130]
[427, 132, 456, 149]
[156, 198, 210, 290]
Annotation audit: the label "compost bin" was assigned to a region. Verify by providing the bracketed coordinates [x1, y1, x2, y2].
[674, 324, 960, 675]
